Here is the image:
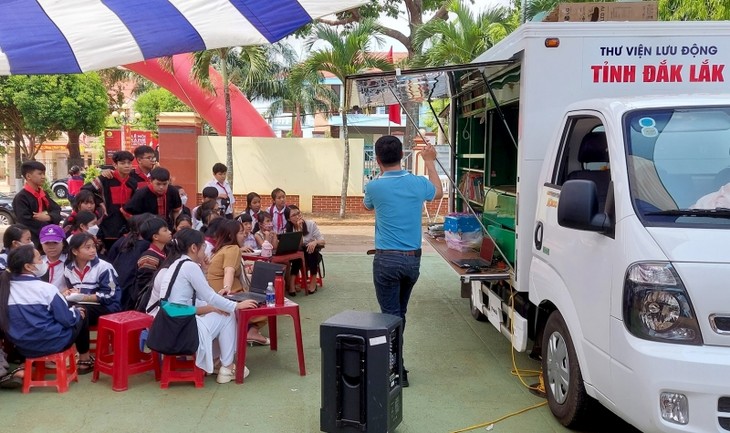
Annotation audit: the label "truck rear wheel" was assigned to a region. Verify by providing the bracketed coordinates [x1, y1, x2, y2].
[542, 310, 590, 428]
[470, 285, 487, 321]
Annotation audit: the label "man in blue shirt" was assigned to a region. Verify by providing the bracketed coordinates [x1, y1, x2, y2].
[363, 135, 443, 387]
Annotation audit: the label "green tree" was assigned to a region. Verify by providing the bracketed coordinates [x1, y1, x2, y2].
[267, 66, 339, 137]
[189, 45, 284, 189]
[300, 19, 392, 217]
[413, 0, 514, 66]
[134, 88, 191, 132]
[659, 0, 730, 20]
[0, 74, 107, 173]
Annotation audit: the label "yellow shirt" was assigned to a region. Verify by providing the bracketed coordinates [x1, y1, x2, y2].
[206, 245, 244, 293]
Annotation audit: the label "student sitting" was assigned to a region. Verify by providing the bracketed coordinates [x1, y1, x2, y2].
[268, 188, 289, 234]
[193, 187, 221, 231]
[243, 192, 262, 233]
[106, 215, 152, 311]
[63, 190, 104, 236]
[174, 214, 193, 232]
[236, 213, 257, 252]
[132, 217, 171, 311]
[122, 167, 183, 230]
[66, 211, 99, 242]
[285, 205, 325, 294]
[148, 229, 258, 383]
[63, 233, 121, 372]
[39, 224, 68, 292]
[254, 211, 278, 250]
[0, 224, 32, 271]
[0, 245, 92, 374]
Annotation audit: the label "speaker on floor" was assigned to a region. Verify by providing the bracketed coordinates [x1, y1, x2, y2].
[320, 310, 403, 433]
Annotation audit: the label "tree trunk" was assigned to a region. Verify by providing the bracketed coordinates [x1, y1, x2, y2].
[340, 108, 350, 218]
[67, 129, 84, 168]
[222, 58, 233, 191]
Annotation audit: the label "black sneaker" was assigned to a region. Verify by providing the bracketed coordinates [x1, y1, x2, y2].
[401, 369, 409, 388]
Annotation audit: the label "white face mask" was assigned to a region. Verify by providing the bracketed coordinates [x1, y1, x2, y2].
[32, 262, 48, 278]
[87, 225, 100, 237]
[181, 195, 188, 206]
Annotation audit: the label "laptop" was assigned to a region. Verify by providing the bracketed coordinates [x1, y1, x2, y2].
[275, 231, 304, 255]
[225, 261, 286, 302]
[452, 237, 495, 269]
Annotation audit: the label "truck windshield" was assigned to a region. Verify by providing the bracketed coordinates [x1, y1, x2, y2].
[625, 107, 730, 227]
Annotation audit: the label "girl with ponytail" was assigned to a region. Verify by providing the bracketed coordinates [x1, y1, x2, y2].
[147, 228, 259, 384]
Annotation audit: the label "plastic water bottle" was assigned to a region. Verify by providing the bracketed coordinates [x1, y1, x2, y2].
[265, 282, 275, 307]
[261, 240, 273, 259]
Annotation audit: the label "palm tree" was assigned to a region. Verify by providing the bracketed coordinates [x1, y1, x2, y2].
[190, 45, 281, 189]
[299, 19, 392, 217]
[413, 0, 515, 67]
[267, 67, 339, 137]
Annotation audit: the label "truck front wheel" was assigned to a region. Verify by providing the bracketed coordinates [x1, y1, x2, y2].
[542, 310, 590, 428]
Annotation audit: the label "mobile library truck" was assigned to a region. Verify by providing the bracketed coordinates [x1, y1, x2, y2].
[349, 21, 730, 433]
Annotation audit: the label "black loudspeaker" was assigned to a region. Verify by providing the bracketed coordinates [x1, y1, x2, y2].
[320, 310, 403, 433]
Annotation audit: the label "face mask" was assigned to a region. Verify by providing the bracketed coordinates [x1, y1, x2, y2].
[32, 262, 48, 278]
[181, 195, 188, 206]
[87, 225, 100, 237]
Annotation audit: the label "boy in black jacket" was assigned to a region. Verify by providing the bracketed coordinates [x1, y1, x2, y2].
[122, 167, 182, 229]
[12, 161, 63, 246]
[82, 151, 138, 251]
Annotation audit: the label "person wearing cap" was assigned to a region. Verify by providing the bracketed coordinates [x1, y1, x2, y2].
[192, 186, 221, 231]
[39, 225, 68, 291]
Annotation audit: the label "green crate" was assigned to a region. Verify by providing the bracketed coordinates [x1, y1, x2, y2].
[487, 224, 516, 265]
[483, 188, 516, 230]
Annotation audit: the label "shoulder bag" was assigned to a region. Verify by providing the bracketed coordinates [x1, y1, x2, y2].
[146, 259, 199, 355]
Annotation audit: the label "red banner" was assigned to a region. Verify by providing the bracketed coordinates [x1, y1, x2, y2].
[104, 129, 158, 165]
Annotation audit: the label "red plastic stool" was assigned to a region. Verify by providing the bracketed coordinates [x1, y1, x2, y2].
[159, 355, 204, 389]
[89, 325, 98, 352]
[92, 311, 159, 391]
[22, 345, 78, 393]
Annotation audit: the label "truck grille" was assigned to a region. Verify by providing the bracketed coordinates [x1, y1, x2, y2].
[719, 397, 730, 431]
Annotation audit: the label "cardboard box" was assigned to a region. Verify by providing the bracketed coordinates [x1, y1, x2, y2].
[444, 214, 481, 233]
[544, 1, 658, 22]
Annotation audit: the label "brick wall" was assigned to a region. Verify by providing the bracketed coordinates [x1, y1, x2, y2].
[311, 195, 449, 215]
[193, 193, 447, 216]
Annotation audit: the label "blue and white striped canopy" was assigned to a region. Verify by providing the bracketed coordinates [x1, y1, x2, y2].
[0, 0, 365, 75]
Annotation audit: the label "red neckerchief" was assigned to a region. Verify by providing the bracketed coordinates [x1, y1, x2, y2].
[149, 244, 166, 259]
[23, 184, 49, 213]
[74, 264, 91, 281]
[147, 184, 167, 218]
[205, 236, 215, 245]
[112, 171, 132, 199]
[270, 205, 285, 233]
[47, 259, 62, 283]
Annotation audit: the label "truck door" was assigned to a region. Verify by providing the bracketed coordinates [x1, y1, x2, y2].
[536, 113, 613, 396]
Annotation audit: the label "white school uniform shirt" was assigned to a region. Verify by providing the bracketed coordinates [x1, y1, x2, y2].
[42, 253, 68, 291]
[205, 179, 235, 215]
[270, 205, 287, 234]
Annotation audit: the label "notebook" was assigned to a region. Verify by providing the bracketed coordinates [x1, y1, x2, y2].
[225, 261, 286, 302]
[452, 237, 495, 269]
[275, 231, 304, 255]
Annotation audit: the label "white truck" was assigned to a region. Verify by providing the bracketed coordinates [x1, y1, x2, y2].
[350, 20, 730, 433]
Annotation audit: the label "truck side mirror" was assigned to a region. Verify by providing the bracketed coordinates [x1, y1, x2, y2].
[558, 180, 611, 232]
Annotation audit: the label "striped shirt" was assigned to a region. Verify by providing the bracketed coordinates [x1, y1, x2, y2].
[64, 256, 121, 312]
[7, 275, 80, 358]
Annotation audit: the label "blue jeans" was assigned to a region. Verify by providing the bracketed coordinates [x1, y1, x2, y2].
[373, 253, 421, 330]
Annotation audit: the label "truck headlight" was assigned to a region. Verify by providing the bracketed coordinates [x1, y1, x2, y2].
[623, 263, 702, 345]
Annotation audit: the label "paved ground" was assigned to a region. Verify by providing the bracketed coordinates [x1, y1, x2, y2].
[0, 222, 638, 433]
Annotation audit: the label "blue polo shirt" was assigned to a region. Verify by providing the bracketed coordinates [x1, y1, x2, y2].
[364, 170, 436, 250]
